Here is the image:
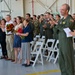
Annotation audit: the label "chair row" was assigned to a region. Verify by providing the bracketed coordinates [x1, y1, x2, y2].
[30, 35, 59, 67]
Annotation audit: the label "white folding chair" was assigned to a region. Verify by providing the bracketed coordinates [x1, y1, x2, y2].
[30, 41, 35, 51]
[38, 38, 45, 44]
[30, 41, 44, 67]
[36, 35, 40, 37]
[35, 35, 40, 41]
[30, 37, 38, 51]
[33, 37, 37, 41]
[42, 39, 55, 61]
[73, 37, 75, 57]
[49, 40, 59, 64]
[73, 37, 75, 49]
[42, 36, 45, 39]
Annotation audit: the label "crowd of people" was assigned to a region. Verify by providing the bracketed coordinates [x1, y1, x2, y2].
[0, 4, 75, 73]
[0, 12, 61, 66]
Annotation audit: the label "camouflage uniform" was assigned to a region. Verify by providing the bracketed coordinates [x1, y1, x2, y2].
[33, 20, 40, 36]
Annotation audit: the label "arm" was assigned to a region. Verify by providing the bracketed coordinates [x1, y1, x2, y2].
[53, 25, 59, 39]
[70, 30, 75, 36]
[55, 19, 75, 32]
[17, 32, 29, 37]
[20, 32, 29, 37]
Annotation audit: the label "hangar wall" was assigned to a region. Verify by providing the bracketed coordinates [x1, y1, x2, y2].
[0, 0, 24, 19]
[0, 0, 75, 18]
[24, 0, 75, 16]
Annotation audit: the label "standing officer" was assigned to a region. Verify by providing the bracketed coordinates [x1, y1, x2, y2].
[53, 4, 75, 75]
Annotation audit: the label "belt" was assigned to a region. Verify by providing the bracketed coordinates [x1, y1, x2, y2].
[6, 34, 13, 36]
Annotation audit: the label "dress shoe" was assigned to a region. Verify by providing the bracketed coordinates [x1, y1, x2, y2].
[25, 64, 31, 67]
[11, 59, 15, 62]
[22, 64, 27, 66]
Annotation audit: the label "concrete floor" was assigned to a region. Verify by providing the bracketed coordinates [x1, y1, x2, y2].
[0, 48, 75, 75]
[0, 59, 61, 75]
[0, 47, 60, 75]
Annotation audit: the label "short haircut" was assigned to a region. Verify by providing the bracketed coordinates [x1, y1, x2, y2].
[6, 14, 11, 17]
[62, 4, 70, 12]
[33, 15, 36, 17]
[45, 12, 50, 15]
[56, 14, 61, 18]
[41, 14, 44, 16]
[26, 13, 31, 17]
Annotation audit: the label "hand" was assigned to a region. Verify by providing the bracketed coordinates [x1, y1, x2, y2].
[50, 17, 53, 20]
[50, 24, 54, 28]
[70, 30, 75, 36]
[43, 25, 47, 28]
[16, 33, 21, 36]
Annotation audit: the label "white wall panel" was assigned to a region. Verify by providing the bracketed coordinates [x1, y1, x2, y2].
[0, 0, 24, 19]
[25, 0, 75, 16]
[0, 0, 75, 18]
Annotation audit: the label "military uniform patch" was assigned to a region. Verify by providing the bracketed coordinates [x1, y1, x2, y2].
[63, 22, 66, 24]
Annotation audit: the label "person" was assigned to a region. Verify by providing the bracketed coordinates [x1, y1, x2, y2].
[53, 4, 75, 75]
[0, 19, 8, 59]
[33, 15, 40, 36]
[21, 17, 25, 22]
[55, 14, 61, 23]
[43, 12, 53, 42]
[53, 14, 61, 40]
[5, 15, 15, 62]
[13, 16, 23, 64]
[17, 19, 32, 67]
[26, 13, 34, 40]
[39, 14, 45, 37]
[13, 17, 17, 26]
[72, 13, 75, 21]
[49, 14, 54, 19]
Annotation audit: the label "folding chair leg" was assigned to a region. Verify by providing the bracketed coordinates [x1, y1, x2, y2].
[40, 54, 43, 65]
[46, 51, 51, 61]
[49, 51, 54, 62]
[54, 53, 59, 64]
[32, 54, 39, 67]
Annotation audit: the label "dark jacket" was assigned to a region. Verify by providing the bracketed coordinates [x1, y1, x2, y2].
[0, 28, 6, 42]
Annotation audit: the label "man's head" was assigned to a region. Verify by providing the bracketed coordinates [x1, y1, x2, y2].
[60, 4, 70, 16]
[33, 15, 37, 20]
[45, 12, 50, 19]
[40, 14, 44, 19]
[26, 13, 31, 20]
[55, 14, 61, 21]
[6, 14, 11, 22]
[50, 14, 54, 19]
[72, 13, 75, 20]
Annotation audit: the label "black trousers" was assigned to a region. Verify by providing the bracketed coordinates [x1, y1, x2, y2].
[0, 41, 7, 57]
